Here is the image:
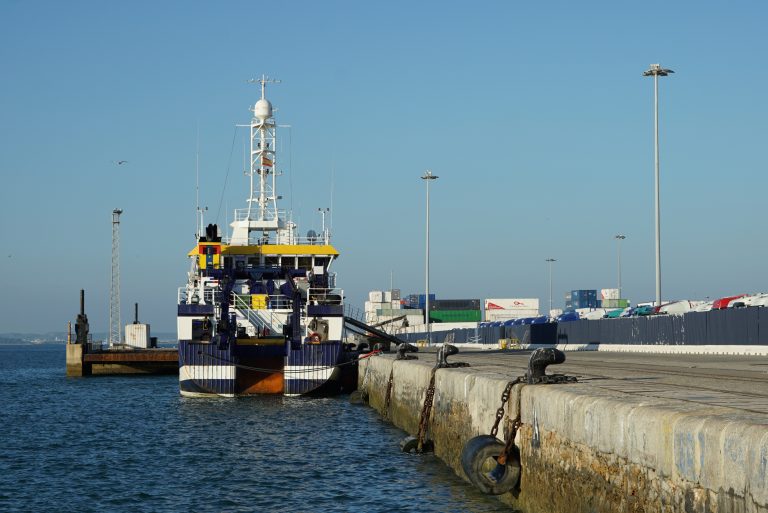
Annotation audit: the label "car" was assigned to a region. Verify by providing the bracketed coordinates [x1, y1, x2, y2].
[556, 311, 580, 322]
[730, 293, 768, 308]
[712, 294, 746, 309]
[634, 305, 656, 316]
[657, 300, 694, 315]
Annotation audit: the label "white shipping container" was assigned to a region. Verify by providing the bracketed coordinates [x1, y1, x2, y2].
[485, 309, 540, 321]
[600, 289, 620, 300]
[391, 300, 401, 309]
[125, 323, 151, 348]
[369, 290, 384, 302]
[406, 314, 426, 327]
[485, 298, 540, 311]
[383, 291, 392, 303]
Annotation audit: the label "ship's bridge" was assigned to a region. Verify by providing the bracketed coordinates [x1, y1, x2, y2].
[188, 240, 339, 276]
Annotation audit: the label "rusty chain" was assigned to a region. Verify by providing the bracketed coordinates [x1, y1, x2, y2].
[498, 414, 522, 465]
[416, 368, 438, 452]
[489, 370, 577, 465]
[490, 377, 521, 438]
[383, 367, 394, 420]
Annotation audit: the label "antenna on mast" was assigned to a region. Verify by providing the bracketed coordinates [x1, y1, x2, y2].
[195, 124, 201, 239]
[229, 74, 282, 245]
[248, 75, 282, 99]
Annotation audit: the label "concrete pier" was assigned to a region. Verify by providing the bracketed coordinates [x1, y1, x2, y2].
[66, 343, 178, 376]
[360, 349, 768, 512]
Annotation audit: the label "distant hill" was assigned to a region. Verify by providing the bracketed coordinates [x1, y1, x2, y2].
[0, 332, 177, 345]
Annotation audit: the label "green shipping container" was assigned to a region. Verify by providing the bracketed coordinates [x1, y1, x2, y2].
[428, 310, 482, 323]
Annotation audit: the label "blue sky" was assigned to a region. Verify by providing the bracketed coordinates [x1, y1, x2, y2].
[1, 0, 766, 333]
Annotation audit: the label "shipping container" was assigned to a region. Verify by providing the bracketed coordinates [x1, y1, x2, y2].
[376, 308, 410, 317]
[413, 294, 436, 309]
[406, 294, 435, 309]
[570, 290, 599, 309]
[369, 290, 384, 302]
[429, 309, 482, 323]
[602, 299, 630, 308]
[125, 323, 151, 348]
[571, 290, 597, 301]
[485, 309, 539, 322]
[484, 298, 540, 311]
[601, 288, 620, 300]
[382, 291, 392, 303]
[430, 299, 481, 311]
[391, 289, 401, 301]
[365, 300, 387, 313]
[571, 300, 599, 309]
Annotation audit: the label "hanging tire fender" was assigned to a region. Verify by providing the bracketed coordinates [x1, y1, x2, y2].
[460, 435, 520, 495]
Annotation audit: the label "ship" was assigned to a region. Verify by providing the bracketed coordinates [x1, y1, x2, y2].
[176, 77, 359, 397]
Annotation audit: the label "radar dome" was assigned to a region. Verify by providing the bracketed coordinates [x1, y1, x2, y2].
[254, 98, 273, 120]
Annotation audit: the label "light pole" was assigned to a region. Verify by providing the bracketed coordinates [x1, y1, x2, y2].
[643, 63, 673, 307]
[615, 235, 626, 299]
[422, 170, 438, 345]
[545, 258, 556, 315]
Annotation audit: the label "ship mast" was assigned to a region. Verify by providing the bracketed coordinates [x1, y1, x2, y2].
[230, 75, 281, 245]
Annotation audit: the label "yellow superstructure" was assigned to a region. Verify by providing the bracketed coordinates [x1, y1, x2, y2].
[189, 244, 339, 257]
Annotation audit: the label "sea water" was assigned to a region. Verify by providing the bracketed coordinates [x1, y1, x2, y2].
[0, 345, 513, 512]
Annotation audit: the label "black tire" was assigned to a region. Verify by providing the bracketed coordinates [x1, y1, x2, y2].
[460, 435, 520, 495]
[400, 435, 434, 454]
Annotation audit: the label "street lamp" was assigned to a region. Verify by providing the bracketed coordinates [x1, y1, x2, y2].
[643, 63, 673, 307]
[422, 170, 438, 345]
[545, 258, 556, 315]
[615, 235, 626, 299]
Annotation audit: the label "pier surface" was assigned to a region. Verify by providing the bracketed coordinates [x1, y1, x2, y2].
[360, 349, 768, 513]
[449, 350, 768, 415]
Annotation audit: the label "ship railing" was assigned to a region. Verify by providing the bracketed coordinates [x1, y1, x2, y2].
[221, 234, 332, 245]
[307, 287, 344, 306]
[177, 287, 220, 306]
[230, 292, 289, 334]
[344, 304, 366, 322]
[231, 208, 284, 223]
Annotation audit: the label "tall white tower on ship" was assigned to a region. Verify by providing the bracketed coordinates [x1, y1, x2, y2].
[230, 75, 286, 245]
[109, 208, 123, 346]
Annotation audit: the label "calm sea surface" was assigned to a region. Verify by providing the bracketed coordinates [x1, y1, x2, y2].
[0, 345, 512, 512]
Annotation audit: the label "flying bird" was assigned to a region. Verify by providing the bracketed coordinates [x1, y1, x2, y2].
[112, 160, 129, 165]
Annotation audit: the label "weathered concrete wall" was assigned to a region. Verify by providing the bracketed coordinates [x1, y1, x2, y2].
[360, 356, 768, 513]
[65, 343, 88, 376]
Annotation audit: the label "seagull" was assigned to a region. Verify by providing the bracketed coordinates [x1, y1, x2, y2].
[112, 160, 129, 165]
